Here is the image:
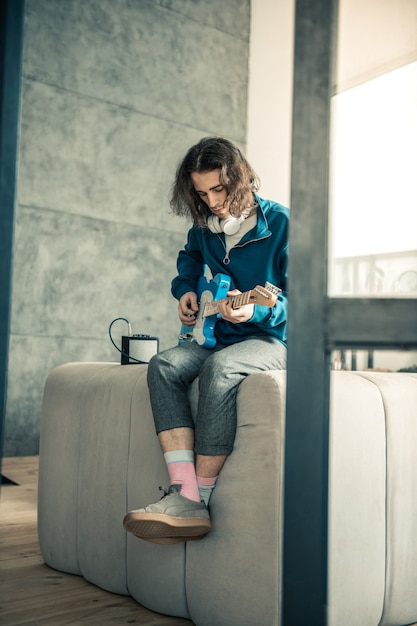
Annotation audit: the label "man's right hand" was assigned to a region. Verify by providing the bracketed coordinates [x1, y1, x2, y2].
[178, 292, 199, 326]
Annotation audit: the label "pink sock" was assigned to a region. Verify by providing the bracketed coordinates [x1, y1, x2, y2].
[165, 452, 200, 502]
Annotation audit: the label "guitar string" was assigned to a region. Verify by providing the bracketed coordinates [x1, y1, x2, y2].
[203, 287, 276, 317]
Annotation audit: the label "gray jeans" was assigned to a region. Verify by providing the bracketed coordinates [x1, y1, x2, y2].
[147, 336, 287, 456]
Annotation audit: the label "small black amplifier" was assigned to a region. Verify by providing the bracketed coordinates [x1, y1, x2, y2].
[121, 334, 159, 365]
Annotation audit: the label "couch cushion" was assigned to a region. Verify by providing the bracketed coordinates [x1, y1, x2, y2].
[76, 363, 137, 595]
[125, 367, 190, 618]
[185, 370, 286, 626]
[328, 372, 387, 626]
[38, 362, 111, 577]
[358, 373, 417, 626]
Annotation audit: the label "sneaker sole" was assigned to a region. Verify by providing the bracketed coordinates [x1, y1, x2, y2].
[123, 512, 211, 540]
[139, 535, 206, 545]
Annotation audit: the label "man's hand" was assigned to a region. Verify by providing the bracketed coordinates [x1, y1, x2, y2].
[178, 292, 199, 326]
[217, 289, 254, 324]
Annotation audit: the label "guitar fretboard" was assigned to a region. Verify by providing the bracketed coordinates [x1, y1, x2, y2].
[203, 291, 255, 318]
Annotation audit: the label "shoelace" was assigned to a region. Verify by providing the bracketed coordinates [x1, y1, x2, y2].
[158, 485, 180, 498]
[158, 485, 168, 498]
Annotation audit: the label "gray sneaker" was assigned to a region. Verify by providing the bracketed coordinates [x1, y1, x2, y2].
[123, 485, 211, 543]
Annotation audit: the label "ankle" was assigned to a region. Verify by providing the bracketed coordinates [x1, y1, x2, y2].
[197, 475, 218, 506]
[164, 451, 200, 503]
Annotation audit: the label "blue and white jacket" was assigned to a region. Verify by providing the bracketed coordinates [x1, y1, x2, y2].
[171, 195, 289, 346]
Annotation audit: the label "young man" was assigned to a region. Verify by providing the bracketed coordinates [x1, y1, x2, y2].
[123, 136, 288, 543]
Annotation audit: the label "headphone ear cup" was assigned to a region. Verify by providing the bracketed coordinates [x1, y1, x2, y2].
[207, 212, 249, 235]
[207, 215, 223, 233]
[222, 215, 244, 236]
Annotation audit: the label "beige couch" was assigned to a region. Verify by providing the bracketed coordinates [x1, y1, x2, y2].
[38, 363, 417, 626]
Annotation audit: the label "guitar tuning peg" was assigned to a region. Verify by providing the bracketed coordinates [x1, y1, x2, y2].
[265, 281, 281, 295]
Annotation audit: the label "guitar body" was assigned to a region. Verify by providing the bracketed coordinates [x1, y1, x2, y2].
[178, 273, 280, 349]
[193, 273, 231, 348]
[179, 273, 231, 348]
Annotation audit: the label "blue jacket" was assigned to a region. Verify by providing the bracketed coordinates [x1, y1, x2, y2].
[171, 195, 289, 346]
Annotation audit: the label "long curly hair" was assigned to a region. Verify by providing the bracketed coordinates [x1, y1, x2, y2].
[170, 137, 260, 227]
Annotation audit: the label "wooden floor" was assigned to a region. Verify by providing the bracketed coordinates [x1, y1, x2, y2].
[0, 456, 194, 626]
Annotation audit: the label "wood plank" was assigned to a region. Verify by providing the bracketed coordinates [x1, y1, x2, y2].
[0, 457, 194, 626]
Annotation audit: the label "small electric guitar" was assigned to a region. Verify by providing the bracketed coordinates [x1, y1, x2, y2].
[178, 273, 281, 349]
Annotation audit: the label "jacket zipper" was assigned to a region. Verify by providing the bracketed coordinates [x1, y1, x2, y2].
[217, 233, 271, 266]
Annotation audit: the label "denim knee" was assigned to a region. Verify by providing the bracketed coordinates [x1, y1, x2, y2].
[146, 344, 213, 435]
[146, 350, 194, 433]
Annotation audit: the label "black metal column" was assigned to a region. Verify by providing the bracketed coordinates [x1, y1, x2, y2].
[0, 0, 25, 471]
[282, 0, 336, 623]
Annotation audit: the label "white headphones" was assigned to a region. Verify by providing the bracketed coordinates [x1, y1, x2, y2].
[206, 207, 253, 236]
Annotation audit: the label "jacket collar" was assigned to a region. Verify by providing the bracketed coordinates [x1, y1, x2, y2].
[236, 195, 271, 243]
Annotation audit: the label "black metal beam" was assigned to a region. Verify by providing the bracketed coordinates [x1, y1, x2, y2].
[325, 298, 417, 349]
[0, 0, 25, 465]
[282, 1, 416, 624]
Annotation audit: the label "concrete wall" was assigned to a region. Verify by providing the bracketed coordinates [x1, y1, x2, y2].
[246, 0, 294, 206]
[5, 0, 250, 455]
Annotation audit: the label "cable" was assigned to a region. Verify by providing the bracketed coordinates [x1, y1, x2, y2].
[108, 317, 147, 364]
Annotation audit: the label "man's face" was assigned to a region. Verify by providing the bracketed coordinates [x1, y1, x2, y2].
[191, 169, 230, 220]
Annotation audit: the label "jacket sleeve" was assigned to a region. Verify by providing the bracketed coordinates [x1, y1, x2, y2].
[171, 227, 206, 300]
[250, 292, 288, 331]
[249, 242, 288, 332]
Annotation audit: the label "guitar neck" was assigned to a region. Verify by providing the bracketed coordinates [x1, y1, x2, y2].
[203, 291, 253, 318]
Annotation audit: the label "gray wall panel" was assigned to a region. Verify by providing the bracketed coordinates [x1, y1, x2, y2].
[11, 206, 183, 341]
[5, 0, 250, 455]
[156, 0, 250, 39]
[18, 79, 203, 230]
[23, 0, 249, 139]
